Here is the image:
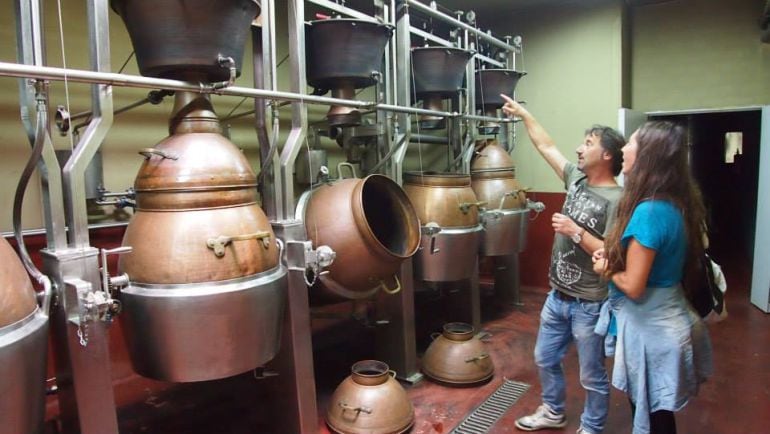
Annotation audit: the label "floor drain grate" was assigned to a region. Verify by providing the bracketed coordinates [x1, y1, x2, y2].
[449, 379, 530, 434]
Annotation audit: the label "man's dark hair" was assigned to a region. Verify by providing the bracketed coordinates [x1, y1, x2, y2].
[585, 125, 625, 176]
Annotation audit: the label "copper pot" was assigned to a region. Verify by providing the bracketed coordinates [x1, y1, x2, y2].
[471, 171, 527, 211]
[402, 172, 482, 228]
[111, 0, 259, 82]
[298, 167, 420, 299]
[0, 238, 49, 434]
[0, 238, 36, 328]
[327, 360, 414, 434]
[472, 139, 515, 172]
[306, 19, 394, 127]
[403, 172, 483, 282]
[474, 69, 526, 108]
[120, 92, 278, 283]
[422, 322, 494, 385]
[119, 92, 285, 382]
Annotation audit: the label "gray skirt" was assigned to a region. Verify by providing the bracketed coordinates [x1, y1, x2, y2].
[612, 284, 713, 434]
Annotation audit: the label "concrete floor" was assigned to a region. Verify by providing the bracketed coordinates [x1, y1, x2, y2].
[313, 255, 770, 434]
[61, 252, 768, 434]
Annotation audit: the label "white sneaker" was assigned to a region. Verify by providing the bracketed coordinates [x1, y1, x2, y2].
[576, 427, 595, 434]
[514, 404, 568, 431]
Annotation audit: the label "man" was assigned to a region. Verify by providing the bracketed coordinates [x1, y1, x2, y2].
[501, 94, 624, 434]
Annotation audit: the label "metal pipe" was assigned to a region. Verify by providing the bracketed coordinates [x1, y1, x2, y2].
[411, 27, 454, 48]
[309, 0, 380, 21]
[410, 133, 449, 144]
[13, 84, 55, 290]
[0, 62, 471, 120]
[0, 62, 371, 108]
[62, 0, 113, 249]
[15, 0, 67, 251]
[67, 89, 172, 125]
[278, 0, 309, 220]
[0, 62, 518, 124]
[400, 0, 516, 52]
[474, 53, 505, 68]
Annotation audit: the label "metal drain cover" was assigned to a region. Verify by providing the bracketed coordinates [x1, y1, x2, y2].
[449, 379, 530, 434]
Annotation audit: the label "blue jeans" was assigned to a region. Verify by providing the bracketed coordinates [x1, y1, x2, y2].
[534, 289, 609, 434]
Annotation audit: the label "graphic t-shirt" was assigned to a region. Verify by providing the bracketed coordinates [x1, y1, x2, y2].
[548, 163, 622, 301]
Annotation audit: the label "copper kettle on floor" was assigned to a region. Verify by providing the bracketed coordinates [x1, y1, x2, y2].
[422, 322, 494, 385]
[327, 360, 414, 434]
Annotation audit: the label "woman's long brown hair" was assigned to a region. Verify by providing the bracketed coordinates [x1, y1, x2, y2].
[603, 121, 706, 294]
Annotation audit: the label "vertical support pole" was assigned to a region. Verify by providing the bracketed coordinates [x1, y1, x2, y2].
[377, 0, 420, 383]
[63, 0, 113, 249]
[267, 2, 317, 432]
[14, 0, 67, 249]
[376, 259, 421, 383]
[446, 260, 482, 332]
[460, 27, 477, 175]
[278, 0, 308, 220]
[375, 0, 394, 176]
[253, 0, 281, 220]
[44, 251, 119, 434]
[494, 253, 523, 306]
[268, 222, 318, 434]
[41, 1, 118, 433]
[391, 0, 411, 184]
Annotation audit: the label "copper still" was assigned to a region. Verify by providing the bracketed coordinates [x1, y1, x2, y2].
[119, 92, 287, 382]
[0, 238, 49, 434]
[475, 69, 526, 134]
[411, 47, 472, 129]
[402, 172, 484, 282]
[111, 0, 260, 82]
[471, 140, 531, 256]
[297, 165, 420, 301]
[421, 322, 494, 385]
[306, 19, 394, 127]
[326, 360, 414, 434]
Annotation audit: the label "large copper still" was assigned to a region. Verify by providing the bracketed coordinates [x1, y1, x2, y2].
[470, 140, 532, 256]
[119, 92, 287, 382]
[326, 360, 414, 434]
[402, 172, 483, 282]
[297, 165, 420, 301]
[306, 19, 394, 127]
[0, 238, 49, 434]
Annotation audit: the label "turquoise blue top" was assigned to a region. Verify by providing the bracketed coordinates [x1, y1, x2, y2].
[606, 200, 687, 333]
[620, 200, 686, 287]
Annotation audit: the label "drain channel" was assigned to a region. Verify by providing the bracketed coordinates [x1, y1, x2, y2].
[449, 379, 530, 434]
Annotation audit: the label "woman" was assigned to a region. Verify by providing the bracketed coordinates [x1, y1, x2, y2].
[592, 121, 713, 434]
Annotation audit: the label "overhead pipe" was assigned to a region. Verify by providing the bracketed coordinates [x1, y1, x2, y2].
[0, 62, 516, 127]
[399, 0, 517, 52]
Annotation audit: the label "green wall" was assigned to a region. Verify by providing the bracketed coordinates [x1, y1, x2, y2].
[2, 0, 768, 230]
[492, 0, 625, 193]
[631, 0, 770, 112]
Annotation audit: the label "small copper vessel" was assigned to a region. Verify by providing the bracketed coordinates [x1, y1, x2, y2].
[327, 360, 414, 434]
[422, 322, 494, 385]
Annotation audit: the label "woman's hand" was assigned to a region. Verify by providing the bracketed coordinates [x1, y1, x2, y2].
[592, 248, 607, 274]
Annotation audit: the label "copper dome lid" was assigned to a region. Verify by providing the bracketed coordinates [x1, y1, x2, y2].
[471, 139, 515, 173]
